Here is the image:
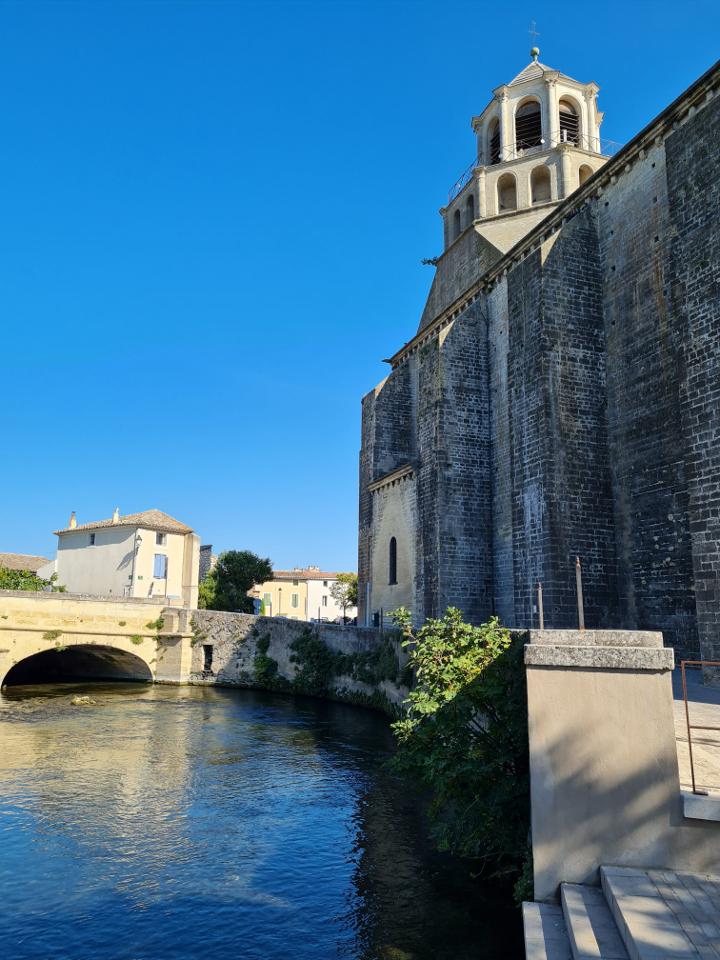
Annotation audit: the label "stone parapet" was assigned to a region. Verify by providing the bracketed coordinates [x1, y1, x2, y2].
[524, 644, 674, 670]
[526, 629, 664, 648]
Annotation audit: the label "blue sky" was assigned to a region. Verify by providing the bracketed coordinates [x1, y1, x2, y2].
[1, 0, 718, 570]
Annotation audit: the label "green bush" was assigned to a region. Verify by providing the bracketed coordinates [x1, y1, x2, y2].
[289, 630, 346, 696]
[253, 634, 280, 684]
[391, 607, 530, 894]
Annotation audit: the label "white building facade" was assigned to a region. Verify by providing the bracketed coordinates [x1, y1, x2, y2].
[50, 509, 200, 608]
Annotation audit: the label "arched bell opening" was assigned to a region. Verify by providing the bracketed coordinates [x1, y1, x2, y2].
[515, 99, 542, 153]
[559, 97, 581, 146]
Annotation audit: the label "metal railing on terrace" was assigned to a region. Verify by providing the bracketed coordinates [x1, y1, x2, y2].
[681, 659, 720, 796]
[447, 135, 624, 203]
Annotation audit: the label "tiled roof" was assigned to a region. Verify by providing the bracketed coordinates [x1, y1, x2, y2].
[54, 509, 193, 536]
[508, 59, 575, 87]
[271, 569, 352, 582]
[0, 552, 49, 572]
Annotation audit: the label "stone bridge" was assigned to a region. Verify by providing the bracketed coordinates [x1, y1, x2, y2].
[0, 591, 194, 687]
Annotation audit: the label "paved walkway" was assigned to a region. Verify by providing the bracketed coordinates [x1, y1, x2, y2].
[674, 667, 720, 795]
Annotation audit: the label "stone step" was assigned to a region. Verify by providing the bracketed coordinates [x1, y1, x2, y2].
[600, 865, 719, 959]
[560, 883, 629, 959]
[523, 902, 572, 959]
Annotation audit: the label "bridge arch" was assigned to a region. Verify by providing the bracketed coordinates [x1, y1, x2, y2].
[2, 644, 153, 687]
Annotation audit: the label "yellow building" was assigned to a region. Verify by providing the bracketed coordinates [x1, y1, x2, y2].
[250, 567, 357, 622]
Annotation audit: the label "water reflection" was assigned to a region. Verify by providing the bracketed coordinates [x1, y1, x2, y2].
[0, 684, 521, 959]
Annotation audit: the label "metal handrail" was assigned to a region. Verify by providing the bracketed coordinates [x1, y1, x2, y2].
[680, 659, 720, 795]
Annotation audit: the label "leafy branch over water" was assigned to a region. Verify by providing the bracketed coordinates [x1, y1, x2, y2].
[389, 607, 531, 899]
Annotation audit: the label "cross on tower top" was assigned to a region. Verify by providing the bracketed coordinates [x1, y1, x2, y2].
[528, 20, 540, 60]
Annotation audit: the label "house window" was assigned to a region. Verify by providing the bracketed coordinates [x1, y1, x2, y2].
[322, 596, 328, 606]
[292, 593, 298, 608]
[263, 593, 271, 604]
[389, 537, 398, 585]
[153, 554, 168, 578]
[89, 533, 95, 546]
[156, 532, 167, 546]
[293, 579, 298, 586]
[323, 580, 328, 587]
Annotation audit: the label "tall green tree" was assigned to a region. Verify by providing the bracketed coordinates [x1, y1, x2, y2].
[198, 550, 272, 613]
[329, 572, 358, 621]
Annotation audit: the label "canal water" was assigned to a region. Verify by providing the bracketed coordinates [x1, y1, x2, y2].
[0, 683, 522, 959]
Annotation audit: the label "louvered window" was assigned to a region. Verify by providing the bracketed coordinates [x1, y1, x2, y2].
[489, 121, 501, 165]
[559, 100, 580, 145]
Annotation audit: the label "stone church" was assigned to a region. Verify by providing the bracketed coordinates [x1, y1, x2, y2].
[358, 51, 720, 662]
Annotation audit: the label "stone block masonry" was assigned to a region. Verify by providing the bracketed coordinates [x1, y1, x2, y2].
[359, 60, 720, 662]
[188, 610, 410, 713]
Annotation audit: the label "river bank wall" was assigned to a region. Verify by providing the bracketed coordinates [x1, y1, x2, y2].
[187, 609, 410, 714]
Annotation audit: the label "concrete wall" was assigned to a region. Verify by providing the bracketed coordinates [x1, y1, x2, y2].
[525, 630, 720, 901]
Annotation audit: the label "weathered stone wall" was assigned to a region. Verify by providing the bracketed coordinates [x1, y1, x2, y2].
[189, 610, 409, 712]
[359, 65, 720, 661]
[666, 92, 720, 663]
[418, 227, 501, 331]
[434, 306, 493, 622]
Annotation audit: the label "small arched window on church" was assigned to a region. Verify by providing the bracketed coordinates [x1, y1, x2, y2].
[515, 99, 542, 153]
[388, 537, 398, 585]
[466, 192, 475, 226]
[559, 99, 580, 146]
[579, 164, 593, 187]
[453, 208, 462, 239]
[497, 173, 517, 212]
[531, 165, 551, 204]
[488, 118, 501, 165]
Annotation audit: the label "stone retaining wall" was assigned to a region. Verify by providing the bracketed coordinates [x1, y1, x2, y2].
[187, 610, 410, 713]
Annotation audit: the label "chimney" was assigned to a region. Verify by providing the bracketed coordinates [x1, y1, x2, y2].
[112, 506, 120, 524]
[69, 511, 77, 529]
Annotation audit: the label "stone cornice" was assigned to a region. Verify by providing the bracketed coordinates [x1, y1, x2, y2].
[387, 59, 720, 370]
[367, 464, 414, 494]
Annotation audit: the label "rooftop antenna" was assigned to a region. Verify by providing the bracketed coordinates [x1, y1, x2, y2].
[529, 20, 540, 60]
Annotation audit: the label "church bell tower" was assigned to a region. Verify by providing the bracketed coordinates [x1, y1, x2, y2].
[442, 48, 608, 252]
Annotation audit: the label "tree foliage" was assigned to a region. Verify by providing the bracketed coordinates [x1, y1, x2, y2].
[198, 550, 272, 612]
[390, 607, 530, 892]
[0, 567, 64, 593]
[329, 572, 358, 620]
